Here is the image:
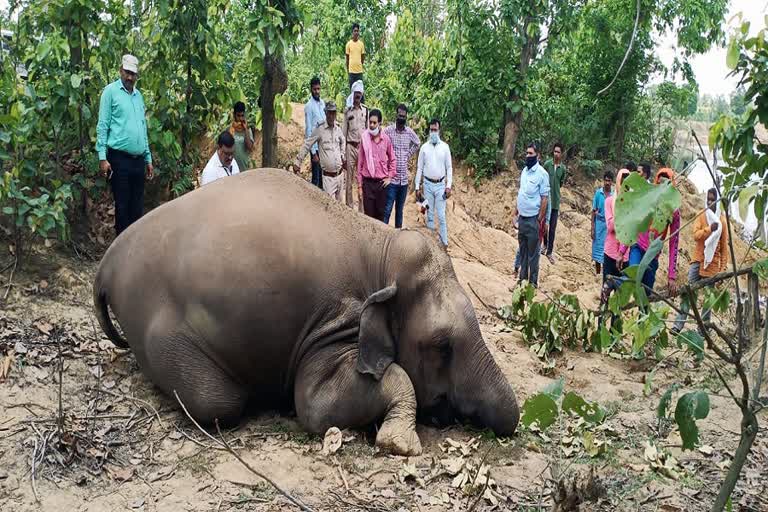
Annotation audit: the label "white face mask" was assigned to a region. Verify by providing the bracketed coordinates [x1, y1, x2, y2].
[430, 131, 440, 144]
[369, 127, 380, 136]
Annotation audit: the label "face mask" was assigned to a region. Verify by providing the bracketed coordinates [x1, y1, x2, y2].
[396, 118, 406, 127]
[526, 156, 538, 169]
[369, 127, 380, 136]
[430, 132, 440, 145]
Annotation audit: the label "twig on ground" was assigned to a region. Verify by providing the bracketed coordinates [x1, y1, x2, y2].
[173, 390, 316, 512]
[99, 389, 164, 429]
[467, 282, 498, 312]
[3, 255, 17, 301]
[56, 331, 64, 433]
[337, 464, 350, 493]
[465, 446, 493, 511]
[30, 433, 40, 502]
[175, 425, 225, 451]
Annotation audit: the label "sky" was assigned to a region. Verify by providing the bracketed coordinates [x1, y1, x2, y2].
[1, 0, 766, 97]
[655, 0, 768, 97]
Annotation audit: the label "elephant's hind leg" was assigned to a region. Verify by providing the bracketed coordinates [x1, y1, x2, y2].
[143, 321, 248, 426]
[294, 348, 422, 456]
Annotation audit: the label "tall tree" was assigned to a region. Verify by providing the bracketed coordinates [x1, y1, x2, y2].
[499, 0, 584, 165]
[244, 0, 303, 167]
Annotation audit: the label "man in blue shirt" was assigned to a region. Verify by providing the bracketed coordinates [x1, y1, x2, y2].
[516, 143, 550, 288]
[96, 54, 154, 236]
[304, 77, 326, 189]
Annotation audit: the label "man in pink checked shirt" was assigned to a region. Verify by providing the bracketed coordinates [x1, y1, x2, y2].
[357, 108, 397, 222]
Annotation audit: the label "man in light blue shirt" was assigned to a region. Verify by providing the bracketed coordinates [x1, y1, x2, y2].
[96, 54, 154, 236]
[515, 143, 550, 288]
[304, 77, 326, 189]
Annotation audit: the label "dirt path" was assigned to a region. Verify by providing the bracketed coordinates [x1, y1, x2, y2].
[1, 109, 766, 511]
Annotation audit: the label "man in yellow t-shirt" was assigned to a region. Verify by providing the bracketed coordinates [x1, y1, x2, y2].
[345, 23, 365, 89]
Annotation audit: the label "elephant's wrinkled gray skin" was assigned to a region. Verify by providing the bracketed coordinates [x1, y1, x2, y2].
[94, 169, 519, 455]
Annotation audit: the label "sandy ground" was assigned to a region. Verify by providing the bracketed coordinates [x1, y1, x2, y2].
[1, 106, 767, 512]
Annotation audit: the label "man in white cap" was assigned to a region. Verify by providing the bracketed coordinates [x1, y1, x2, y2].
[343, 80, 367, 210]
[96, 54, 154, 236]
[291, 101, 346, 202]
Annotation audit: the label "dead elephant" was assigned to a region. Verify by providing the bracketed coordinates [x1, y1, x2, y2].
[93, 169, 519, 455]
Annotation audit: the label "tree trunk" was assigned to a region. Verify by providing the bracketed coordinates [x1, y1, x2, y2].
[502, 16, 538, 166]
[711, 409, 758, 511]
[260, 44, 288, 168]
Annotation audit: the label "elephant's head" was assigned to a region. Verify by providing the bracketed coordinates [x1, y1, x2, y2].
[356, 229, 519, 436]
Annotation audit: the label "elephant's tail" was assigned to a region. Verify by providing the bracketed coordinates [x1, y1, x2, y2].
[93, 271, 129, 349]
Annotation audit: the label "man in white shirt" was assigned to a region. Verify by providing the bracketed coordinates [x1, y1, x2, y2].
[415, 118, 453, 247]
[201, 131, 240, 186]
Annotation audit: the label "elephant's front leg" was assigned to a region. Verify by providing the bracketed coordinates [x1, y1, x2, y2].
[294, 347, 422, 456]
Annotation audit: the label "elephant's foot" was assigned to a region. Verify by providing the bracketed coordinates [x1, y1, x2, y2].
[376, 417, 422, 456]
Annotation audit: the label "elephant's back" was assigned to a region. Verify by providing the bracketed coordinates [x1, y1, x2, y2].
[129, 168, 387, 254]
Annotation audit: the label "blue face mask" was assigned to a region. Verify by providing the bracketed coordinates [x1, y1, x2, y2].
[526, 156, 538, 169]
[430, 132, 440, 145]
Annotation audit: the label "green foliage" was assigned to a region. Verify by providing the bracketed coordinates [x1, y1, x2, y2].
[614, 173, 682, 246]
[710, 16, 768, 244]
[501, 281, 671, 359]
[562, 391, 606, 424]
[499, 283, 601, 357]
[658, 386, 711, 451]
[521, 393, 559, 430]
[753, 258, 768, 280]
[675, 391, 711, 450]
[521, 381, 604, 432]
[677, 330, 704, 360]
[579, 159, 603, 178]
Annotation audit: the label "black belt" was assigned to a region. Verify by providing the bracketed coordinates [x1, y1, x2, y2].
[425, 175, 445, 183]
[107, 147, 143, 160]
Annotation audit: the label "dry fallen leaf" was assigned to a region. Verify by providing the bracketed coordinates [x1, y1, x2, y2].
[147, 466, 175, 482]
[321, 427, 343, 455]
[14, 342, 28, 355]
[483, 487, 499, 506]
[0, 351, 14, 381]
[33, 322, 53, 335]
[106, 465, 134, 482]
[441, 457, 465, 476]
[698, 445, 714, 456]
[398, 462, 424, 486]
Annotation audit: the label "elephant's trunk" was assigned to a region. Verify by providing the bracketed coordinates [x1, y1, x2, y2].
[456, 343, 520, 436]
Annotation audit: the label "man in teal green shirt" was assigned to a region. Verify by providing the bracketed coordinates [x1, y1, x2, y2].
[542, 142, 566, 264]
[96, 54, 154, 236]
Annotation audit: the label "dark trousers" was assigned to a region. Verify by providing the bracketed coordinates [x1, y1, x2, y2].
[629, 244, 660, 291]
[348, 73, 364, 103]
[362, 178, 388, 222]
[348, 72, 364, 88]
[310, 157, 323, 189]
[383, 183, 408, 227]
[602, 253, 622, 283]
[518, 215, 541, 287]
[600, 253, 624, 331]
[108, 148, 145, 236]
[543, 209, 559, 256]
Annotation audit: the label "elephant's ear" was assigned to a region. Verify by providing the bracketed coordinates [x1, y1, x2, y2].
[356, 284, 397, 380]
